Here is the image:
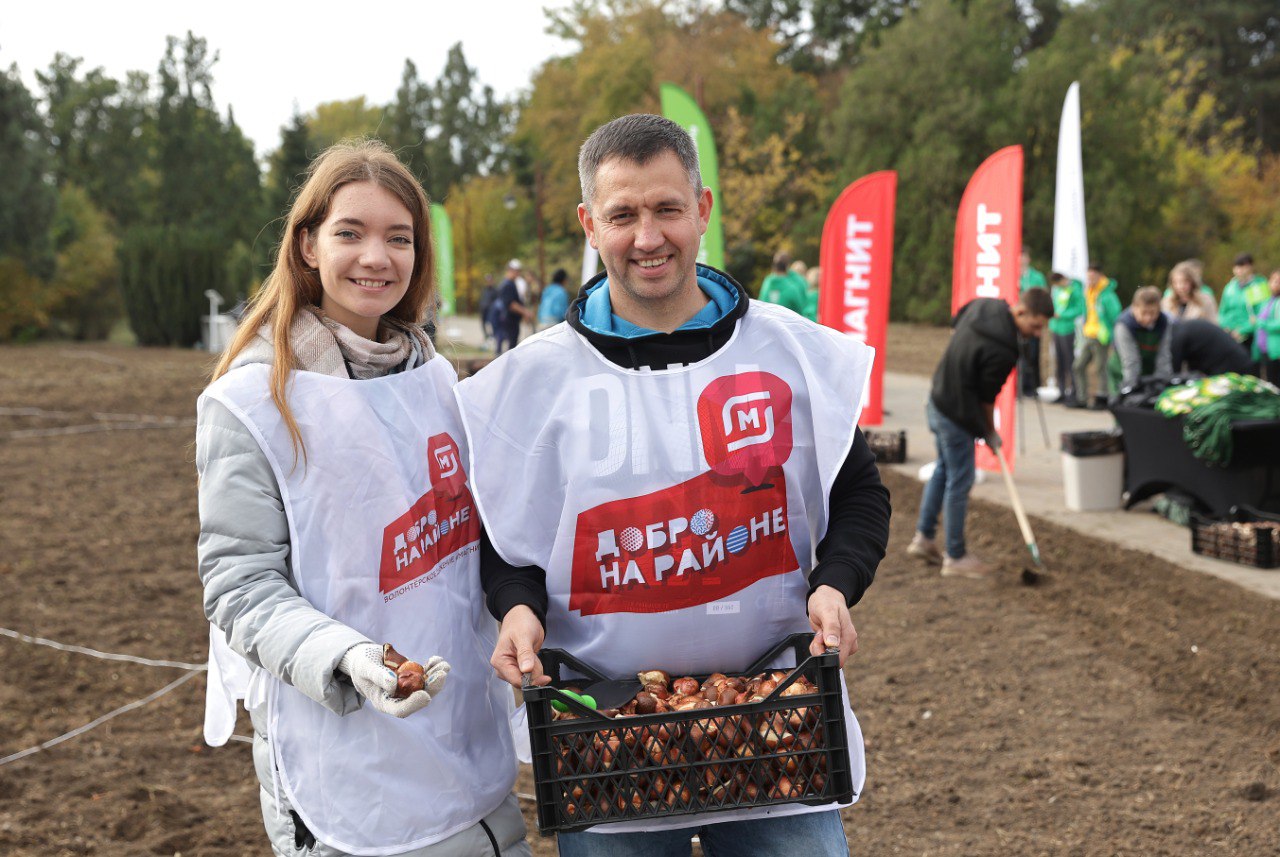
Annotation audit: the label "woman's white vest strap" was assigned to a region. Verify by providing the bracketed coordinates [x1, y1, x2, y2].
[201, 357, 515, 856]
[455, 303, 874, 831]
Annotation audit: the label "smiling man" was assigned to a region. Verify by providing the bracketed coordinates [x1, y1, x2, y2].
[454, 114, 890, 857]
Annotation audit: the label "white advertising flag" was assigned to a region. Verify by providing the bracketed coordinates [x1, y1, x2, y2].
[1052, 81, 1089, 284]
[581, 239, 599, 286]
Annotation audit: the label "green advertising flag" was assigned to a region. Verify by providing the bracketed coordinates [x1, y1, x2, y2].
[660, 83, 725, 270]
[429, 203, 455, 316]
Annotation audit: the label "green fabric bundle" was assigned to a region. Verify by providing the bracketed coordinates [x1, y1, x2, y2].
[1182, 390, 1280, 466]
[1154, 373, 1280, 466]
[1155, 373, 1277, 417]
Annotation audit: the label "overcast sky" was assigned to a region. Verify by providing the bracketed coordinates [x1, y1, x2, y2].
[3, 1, 576, 157]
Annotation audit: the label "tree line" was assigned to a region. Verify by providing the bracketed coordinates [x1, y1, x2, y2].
[2, 0, 1277, 343]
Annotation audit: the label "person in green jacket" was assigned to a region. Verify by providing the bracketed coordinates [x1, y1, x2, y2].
[1252, 269, 1280, 383]
[1019, 249, 1048, 396]
[1071, 261, 1122, 409]
[802, 266, 820, 322]
[1048, 272, 1085, 405]
[1219, 252, 1271, 357]
[759, 251, 808, 315]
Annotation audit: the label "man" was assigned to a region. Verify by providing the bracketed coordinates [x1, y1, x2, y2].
[1219, 252, 1271, 362]
[1169, 318, 1252, 377]
[758, 251, 808, 315]
[1047, 272, 1084, 404]
[1108, 286, 1172, 392]
[495, 259, 534, 354]
[1071, 262, 1121, 409]
[455, 114, 891, 856]
[906, 289, 1053, 579]
[1018, 249, 1048, 396]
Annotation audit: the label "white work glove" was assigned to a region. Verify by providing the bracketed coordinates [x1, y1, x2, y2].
[338, 643, 449, 718]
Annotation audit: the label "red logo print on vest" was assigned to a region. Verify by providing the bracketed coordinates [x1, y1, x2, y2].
[379, 433, 479, 599]
[568, 373, 798, 616]
[696, 371, 794, 487]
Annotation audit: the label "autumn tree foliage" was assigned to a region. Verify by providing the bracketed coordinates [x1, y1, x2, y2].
[513, 0, 829, 288]
[3, 0, 1278, 338]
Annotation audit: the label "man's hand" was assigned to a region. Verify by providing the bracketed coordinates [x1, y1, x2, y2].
[338, 643, 449, 718]
[807, 585, 857, 667]
[492, 605, 550, 688]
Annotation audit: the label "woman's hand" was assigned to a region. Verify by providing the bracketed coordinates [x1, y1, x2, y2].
[339, 642, 448, 718]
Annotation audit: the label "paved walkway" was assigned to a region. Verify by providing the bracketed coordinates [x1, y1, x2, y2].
[879, 371, 1280, 601]
[437, 314, 1279, 601]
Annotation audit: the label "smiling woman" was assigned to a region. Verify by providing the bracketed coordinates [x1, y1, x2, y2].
[300, 182, 417, 340]
[194, 141, 532, 856]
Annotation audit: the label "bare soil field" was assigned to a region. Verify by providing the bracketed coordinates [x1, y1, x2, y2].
[1, 342, 1277, 856]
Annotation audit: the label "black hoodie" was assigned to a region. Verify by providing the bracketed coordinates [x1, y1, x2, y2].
[480, 265, 891, 623]
[929, 298, 1020, 438]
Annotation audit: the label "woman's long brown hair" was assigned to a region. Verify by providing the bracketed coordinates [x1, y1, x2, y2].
[211, 140, 435, 466]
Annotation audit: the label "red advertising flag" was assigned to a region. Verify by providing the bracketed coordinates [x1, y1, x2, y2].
[952, 145, 1023, 472]
[818, 171, 897, 426]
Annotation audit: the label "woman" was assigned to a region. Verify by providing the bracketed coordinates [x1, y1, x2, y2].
[1161, 261, 1218, 322]
[197, 141, 529, 856]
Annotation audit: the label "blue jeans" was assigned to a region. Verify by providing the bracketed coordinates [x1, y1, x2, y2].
[556, 810, 848, 857]
[916, 400, 977, 559]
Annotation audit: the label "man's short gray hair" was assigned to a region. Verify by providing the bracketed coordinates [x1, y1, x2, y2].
[578, 114, 702, 211]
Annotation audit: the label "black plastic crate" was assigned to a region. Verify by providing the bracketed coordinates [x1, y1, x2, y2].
[1190, 506, 1280, 569]
[522, 633, 854, 834]
[865, 429, 907, 464]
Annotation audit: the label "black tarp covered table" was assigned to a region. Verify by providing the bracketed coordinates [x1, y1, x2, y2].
[1111, 405, 1280, 515]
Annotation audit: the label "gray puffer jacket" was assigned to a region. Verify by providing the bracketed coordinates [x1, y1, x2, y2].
[195, 312, 433, 714]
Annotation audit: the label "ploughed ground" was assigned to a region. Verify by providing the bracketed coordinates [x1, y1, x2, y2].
[0, 341, 1276, 856]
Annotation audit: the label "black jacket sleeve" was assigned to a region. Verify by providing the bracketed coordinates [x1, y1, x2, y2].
[808, 429, 891, 608]
[480, 528, 548, 628]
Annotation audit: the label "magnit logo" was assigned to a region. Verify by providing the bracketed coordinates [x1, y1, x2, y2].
[697, 371, 794, 487]
[427, 433, 466, 499]
[722, 391, 775, 452]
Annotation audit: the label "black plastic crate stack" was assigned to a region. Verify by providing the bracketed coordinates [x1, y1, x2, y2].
[1190, 506, 1280, 569]
[522, 634, 854, 834]
[865, 429, 906, 464]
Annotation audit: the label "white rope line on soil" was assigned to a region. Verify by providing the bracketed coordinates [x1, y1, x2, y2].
[0, 406, 190, 422]
[0, 626, 208, 670]
[4, 420, 195, 439]
[0, 669, 200, 767]
[0, 406, 194, 439]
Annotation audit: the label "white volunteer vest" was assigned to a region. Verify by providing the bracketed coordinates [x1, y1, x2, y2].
[201, 357, 515, 855]
[455, 302, 874, 831]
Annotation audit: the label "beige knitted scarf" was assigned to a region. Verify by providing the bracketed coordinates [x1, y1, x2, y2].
[235, 309, 435, 378]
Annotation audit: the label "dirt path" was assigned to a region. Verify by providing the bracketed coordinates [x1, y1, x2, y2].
[1, 344, 1276, 856]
